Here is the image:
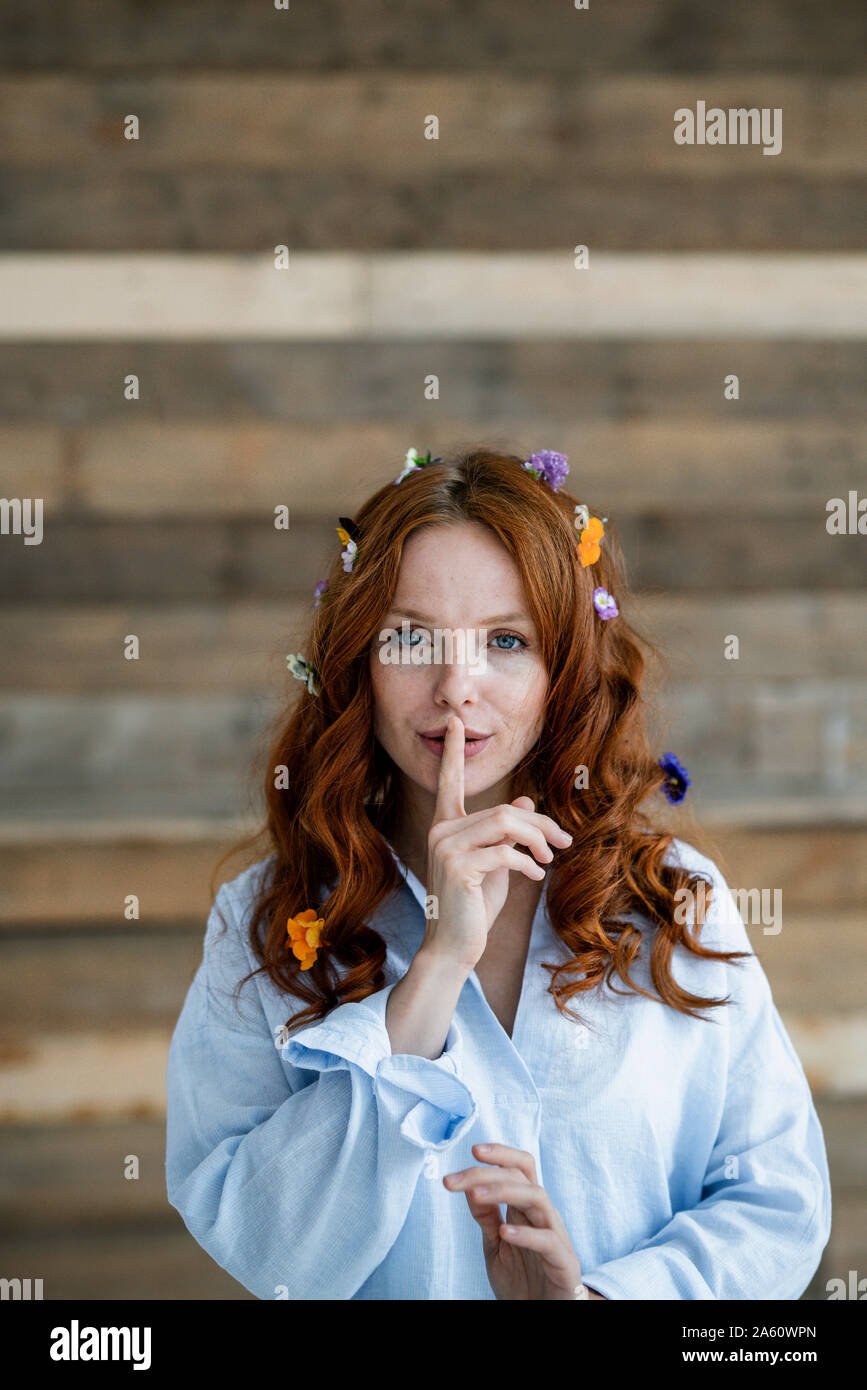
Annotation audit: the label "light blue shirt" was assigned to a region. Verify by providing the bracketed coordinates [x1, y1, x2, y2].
[165, 837, 831, 1299]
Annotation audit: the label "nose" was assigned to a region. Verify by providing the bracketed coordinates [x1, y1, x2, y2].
[431, 647, 484, 705]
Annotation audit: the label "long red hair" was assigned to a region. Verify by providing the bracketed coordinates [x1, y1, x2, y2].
[214, 447, 750, 1034]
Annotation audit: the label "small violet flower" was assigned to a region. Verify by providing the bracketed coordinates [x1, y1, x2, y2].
[311, 580, 329, 609]
[593, 586, 619, 620]
[658, 752, 690, 804]
[523, 450, 570, 492]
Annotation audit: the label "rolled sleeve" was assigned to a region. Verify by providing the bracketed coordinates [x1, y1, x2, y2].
[167, 883, 479, 1299]
[282, 981, 478, 1149]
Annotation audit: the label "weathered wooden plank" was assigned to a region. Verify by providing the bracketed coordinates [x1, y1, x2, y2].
[0, 928, 206, 1032]
[0, 429, 63, 503]
[0, 600, 306, 692]
[0, 822, 865, 927]
[1, 342, 863, 423]
[41, 419, 867, 517]
[0, 1007, 861, 1124]
[0, 0, 863, 74]
[2, 172, 864, 252]
[693, 826, 867, 908]
[0, 1224, 253, 1298]
[1, 513, 864, 598]
[3, 1096, 863, 1235]
[1, 76, 863, 176]
[0, 1029, 171, 1124]
[0, 911, 863, 1032]
[1, 595, 864, 693]
[0, 517, 331, 600]
[2, 253, 864, 339]
[0, 1119, 171, 1231]
[0, 678, 863, 818]
[1, 817, 861, 928]
[818, 1192, 867, 1292]
[745, 912, 867, 1016]
[0, 832, 256, 925]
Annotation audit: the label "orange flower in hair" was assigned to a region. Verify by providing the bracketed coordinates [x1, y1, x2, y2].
[286, 908, 328, 970]
[578, 516, 605, 568]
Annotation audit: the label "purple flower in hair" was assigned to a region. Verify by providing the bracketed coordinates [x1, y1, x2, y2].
[593, 586, 619, 620]
[522, 450, 569, 492]
[311, 580, 329, 609]
[658, 752, 690, 804]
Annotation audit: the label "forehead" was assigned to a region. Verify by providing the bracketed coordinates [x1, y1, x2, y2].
[394, 523, 524, 600]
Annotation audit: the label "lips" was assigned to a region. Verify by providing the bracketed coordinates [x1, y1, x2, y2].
[418, 726, 490, 740]
[417, 730, 493, 759]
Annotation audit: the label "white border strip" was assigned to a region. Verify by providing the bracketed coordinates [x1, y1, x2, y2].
[0, 253, 864, 339]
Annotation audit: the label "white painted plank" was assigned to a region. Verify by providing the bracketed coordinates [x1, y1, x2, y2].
[1, 253, 864, 339]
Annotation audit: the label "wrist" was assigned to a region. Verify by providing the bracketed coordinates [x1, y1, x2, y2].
[412, 942, 475, 987]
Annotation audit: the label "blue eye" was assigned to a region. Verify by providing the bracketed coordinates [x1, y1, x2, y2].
[396, 627, 527, 651]
[491, 631, 527, 651]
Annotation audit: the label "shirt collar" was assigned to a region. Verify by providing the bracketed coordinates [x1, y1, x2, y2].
[385, 841, 429, 914]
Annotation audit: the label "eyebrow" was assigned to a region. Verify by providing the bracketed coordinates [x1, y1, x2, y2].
[387, 608, 532, 626]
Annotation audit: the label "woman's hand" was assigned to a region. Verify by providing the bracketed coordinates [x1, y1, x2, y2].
[422, 715, 572, 972]
[444, 1142, 594, 1300]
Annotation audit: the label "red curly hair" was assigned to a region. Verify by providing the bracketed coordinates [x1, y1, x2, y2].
[214, 446, 750, 1035]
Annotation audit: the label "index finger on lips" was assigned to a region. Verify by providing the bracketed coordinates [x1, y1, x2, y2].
[432, 714, 465, 826]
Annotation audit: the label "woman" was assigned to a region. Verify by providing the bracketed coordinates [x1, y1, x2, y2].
[165, 446, 831, 1300]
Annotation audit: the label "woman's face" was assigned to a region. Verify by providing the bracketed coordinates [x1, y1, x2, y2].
[369, 521, 548, 810]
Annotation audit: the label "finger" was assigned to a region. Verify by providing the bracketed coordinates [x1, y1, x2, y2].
[464, 1182, 554, 1227]
[457, 1187, 505, 1247]
[467, 844, 547, 882]
[431, 800, 569, 848]
[495, 795, 534, 858]
[432, 714, 465, 825]
[432, 807, 559, 867]
[498, 1223, 582, 1285]
[470, 1143, 538, 1185]
[444, 1163, 530, 1190]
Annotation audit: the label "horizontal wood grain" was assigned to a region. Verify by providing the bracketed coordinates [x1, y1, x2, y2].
[3, 1096, 864, 1234]
[2, 171, 864, 251]
[2, 253, 864, 339]
[0, 823, 865, 926]
[1, 594, 865, 692]
[1, 76, 863, 176]
[1, 0, 863, 73]
[0, 910, 862, 1031]
[2, 343, 863, 422]
[1, 514, 864, 597]
[0, 1011, 863, 1124]
[2, 419, 862, 517]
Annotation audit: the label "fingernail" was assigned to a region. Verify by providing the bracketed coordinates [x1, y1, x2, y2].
[476, 1143, 491, 1152]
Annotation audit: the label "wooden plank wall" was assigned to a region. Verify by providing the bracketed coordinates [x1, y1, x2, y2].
[0, 0, 865, 1300]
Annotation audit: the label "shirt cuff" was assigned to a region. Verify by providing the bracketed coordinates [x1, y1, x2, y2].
[579, 1250, 710, 1301]
[280, 982, 478, 1151]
